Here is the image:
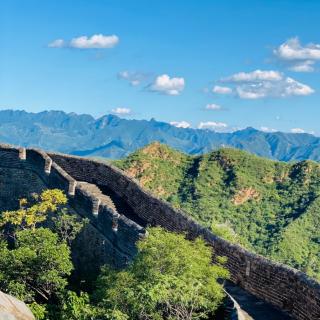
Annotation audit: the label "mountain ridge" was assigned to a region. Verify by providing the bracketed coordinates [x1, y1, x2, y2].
[114, 142, 320, 280]
[1, 109, 320, 161]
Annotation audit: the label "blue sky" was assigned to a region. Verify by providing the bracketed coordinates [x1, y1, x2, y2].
[1, 0, 320, 134]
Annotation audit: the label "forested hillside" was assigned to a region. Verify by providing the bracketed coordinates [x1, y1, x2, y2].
[114, 142, 320, 281]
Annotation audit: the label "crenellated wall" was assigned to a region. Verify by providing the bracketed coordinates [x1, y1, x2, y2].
[50, 152, 320, 320]
[0, 145, 146, 275]
[0, 144, 319, 320]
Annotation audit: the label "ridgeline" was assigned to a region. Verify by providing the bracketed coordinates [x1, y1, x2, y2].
[2, 109, 320, 160]
[114, 142, 320, 281]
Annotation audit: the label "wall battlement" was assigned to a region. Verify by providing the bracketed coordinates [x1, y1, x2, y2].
[0, 144, 319, 320]
[0, 144, 145, 268]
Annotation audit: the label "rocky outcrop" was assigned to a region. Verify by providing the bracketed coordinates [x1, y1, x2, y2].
[0, 291, 34, 320]
[232, 187, 260, 205]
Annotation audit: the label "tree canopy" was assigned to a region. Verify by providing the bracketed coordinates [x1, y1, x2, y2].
[0, 190, 229, 320]
[115, 143, 320, 281]
[93, 227, 229, 320]
[0, 189, 85, 319]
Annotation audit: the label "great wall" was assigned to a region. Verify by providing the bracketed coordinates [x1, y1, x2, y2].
[0, 143, 319, 320]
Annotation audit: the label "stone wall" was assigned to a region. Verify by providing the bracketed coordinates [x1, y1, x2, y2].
[0, 145, 145, 278]
[0, 167, 46, 210]
[50, 153, 320, 320]
[0, 144, 319, 319]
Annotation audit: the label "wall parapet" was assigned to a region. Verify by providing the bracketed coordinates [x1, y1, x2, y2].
[0, 143, 318, 319]
[0, 144, 146, 267]
[49, 152, 320, 320]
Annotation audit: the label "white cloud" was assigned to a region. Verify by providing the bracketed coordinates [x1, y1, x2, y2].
[274, 37, 320, 61]
[288, 60, 315, 72]
[70, 34, 119, 49]
[236, 85, 267, 99]
[49, 34, 119, 49]
[274, 38, 320, 72]
[212, 85, 232, 94]
[260, 126, 277, 133]
[198, 121, 228, 130]
[149, 74, 185, 95]
[48, 39, 65, 48]
[118, 71, 148, 86]
[290, 128, 305, 134]
[221, 69, 314, 99]
[205, 103, 222, 110]
[283, 77, 314, 96]
[224, 70, 282, 82]
[111, 107, 131, 115]
[170, 121, 191, 128]
[118, 71, 130, 79]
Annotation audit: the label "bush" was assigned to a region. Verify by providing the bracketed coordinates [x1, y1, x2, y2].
[94, 227, 229, 320]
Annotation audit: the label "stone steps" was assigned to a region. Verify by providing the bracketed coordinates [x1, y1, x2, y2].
[77, 181, 118, 213]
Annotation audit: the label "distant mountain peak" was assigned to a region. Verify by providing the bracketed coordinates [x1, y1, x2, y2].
[243, 126, 258, 132]
[0, 109, 319, 161]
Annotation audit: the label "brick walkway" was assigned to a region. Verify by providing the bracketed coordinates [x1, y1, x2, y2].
[225, 281, 292, 320]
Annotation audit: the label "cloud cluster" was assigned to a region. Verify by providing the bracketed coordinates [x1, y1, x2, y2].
[48, 39, 65, 48]
[149, 74, 185, 95]
[224, 70, 282, 82]
[49, 34, 119, 49]
[168, 122, 314, 135]
[274, 38, 320, 72]
[111, 107, 131, 115]
[170, 121, 191, 128]
[118, 71, 149, 86]
[212, 85, 232, 94]
[214, 69, 314, 99]
[170, 121, 232, 132]
[118, 72, 186, 96]
[198, 121, 228, 130]
[290, 128, 305, 134]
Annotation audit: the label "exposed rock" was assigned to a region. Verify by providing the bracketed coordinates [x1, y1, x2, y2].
[232, 187, 260, 205]
[125, 161, 151, 180]
[0, 291, 34, 320]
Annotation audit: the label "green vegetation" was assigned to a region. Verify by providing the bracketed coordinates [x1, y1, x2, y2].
[93, 227, 228, 320]
[115, 142, 320, 281]
[0, 228, 72, 317]
[0, 190, 86, 318]
[0, 190, 227, 319]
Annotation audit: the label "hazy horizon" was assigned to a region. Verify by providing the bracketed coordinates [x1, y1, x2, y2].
[1, 107, 319, 136]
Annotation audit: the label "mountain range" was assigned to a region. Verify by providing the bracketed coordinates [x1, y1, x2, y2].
[1, 109, 320, 161]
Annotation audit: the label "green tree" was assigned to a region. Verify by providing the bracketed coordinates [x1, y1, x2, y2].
[60, 291, 129, 320]
[211, 222, 238, 243]
[211, 221, 248, 247]
[52, 208, 87, 245]
[0, 228, 73, 304]
[94, 227, 229, 320]
[0, 190, 87, 319]
[60, 291, 96, 320]
[0, 189, 68, 231]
